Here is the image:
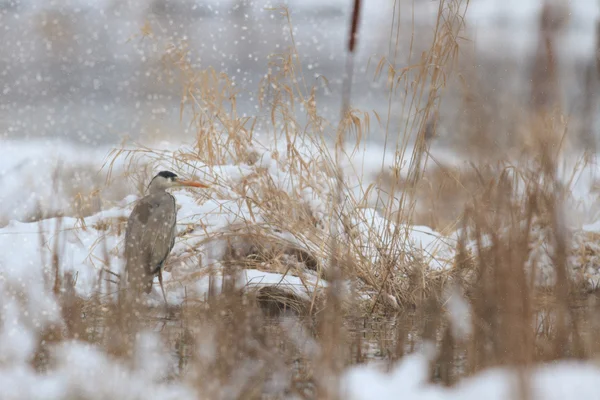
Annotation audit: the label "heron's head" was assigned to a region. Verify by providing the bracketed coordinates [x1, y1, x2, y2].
[148, 171, 209, 193]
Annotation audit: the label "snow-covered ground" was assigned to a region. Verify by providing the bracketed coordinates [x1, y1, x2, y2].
[343, 346, 600, 400]
[0, 137, 452, 300]
[2, 137, 600, 301]
[1, 137, 600, 397]
[0, 137, 447, 398]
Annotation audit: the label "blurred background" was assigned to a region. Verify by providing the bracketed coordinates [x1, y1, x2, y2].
[0, 0, 598, 146]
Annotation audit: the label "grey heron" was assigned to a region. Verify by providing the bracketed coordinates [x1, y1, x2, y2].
[124, 170, 208, 306]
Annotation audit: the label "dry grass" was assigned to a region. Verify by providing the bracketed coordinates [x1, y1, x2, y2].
[17, 0, 600, 398]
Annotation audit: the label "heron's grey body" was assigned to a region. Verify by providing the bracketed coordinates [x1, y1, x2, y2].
[125, 190, 177, 294]
[124, 172, 180, 298]
[123, 171, 207, 304]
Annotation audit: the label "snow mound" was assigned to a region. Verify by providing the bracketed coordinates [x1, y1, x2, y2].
[343, 349, 600, 400]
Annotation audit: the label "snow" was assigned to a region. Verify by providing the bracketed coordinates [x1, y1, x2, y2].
[0, 337, 197, 400]
[343, 345, 437, 400]
[0, 139, 123, 226]
[243, 268, 325, 300]
[443, 285, 472, 341]
[1, 139, 600, 398]
[0, 136, 458, 396]
[2, 137, 600, 305]
[3, 328, 600, 400]
[0, 137, 457, 302]
[343, 350, 600, 400]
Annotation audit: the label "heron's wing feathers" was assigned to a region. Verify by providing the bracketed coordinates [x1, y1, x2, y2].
[125, 192, 177, 281]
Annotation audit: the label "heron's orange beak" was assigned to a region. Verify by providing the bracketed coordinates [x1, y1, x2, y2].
[178, 180, 209, 188]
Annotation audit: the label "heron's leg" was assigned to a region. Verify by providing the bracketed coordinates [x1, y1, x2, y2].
[157, 267, 169, 313]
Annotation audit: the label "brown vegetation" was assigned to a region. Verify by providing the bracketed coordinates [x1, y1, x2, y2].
[18, 0, 600, 398]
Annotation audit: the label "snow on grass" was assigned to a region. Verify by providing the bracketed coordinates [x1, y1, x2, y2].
[3, 139, 600, 304]
[243, 268, 324, 301]
[0, 180, 451, 307]
[0, 333, 197, 400]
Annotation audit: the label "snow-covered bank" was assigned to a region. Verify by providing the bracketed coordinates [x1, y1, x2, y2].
[0, 139, 132, 227]
[0, 138, 455, 304]
[3, 138, 600, 301]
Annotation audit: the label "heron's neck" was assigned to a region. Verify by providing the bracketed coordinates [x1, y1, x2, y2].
[147, 183, 168, 194]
